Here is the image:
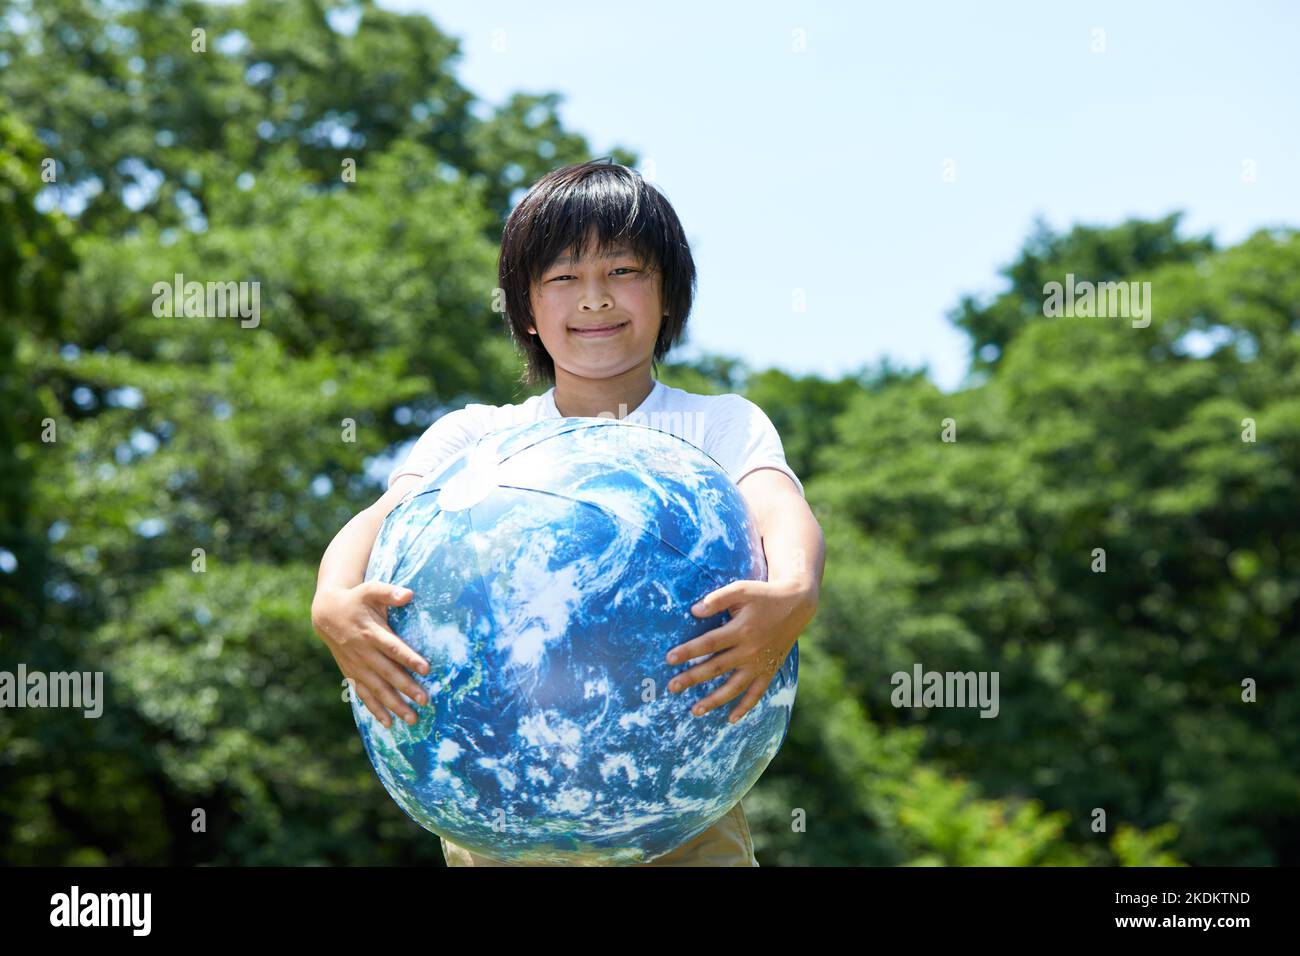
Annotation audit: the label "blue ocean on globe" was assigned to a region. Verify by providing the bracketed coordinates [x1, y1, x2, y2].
[352, 416, 798, 865]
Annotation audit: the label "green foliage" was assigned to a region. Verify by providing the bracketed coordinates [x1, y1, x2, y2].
[810, 227, 1300, 865]
[745, 367, 876, 485]
[657, 352, 751, 396]
[1, 108, 74, 681]
[950, 212, 1216, 375]
[0, 0, 598, 239]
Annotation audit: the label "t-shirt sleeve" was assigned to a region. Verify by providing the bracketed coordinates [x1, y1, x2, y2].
[705, 396, 805, 498]
[386, 406, 491, 490]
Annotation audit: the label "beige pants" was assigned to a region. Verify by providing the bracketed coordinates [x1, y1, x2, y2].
[440, 801, 759, 867]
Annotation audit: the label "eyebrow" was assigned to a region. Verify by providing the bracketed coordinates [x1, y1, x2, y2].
[549, 247, 635, 267]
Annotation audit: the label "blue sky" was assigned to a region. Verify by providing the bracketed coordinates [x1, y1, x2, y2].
[380, 0, 1298, 391]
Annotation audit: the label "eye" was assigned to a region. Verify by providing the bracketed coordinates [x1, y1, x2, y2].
[548, 267, 636, 282]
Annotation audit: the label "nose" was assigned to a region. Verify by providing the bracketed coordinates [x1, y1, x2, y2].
[578, 279, 614, 312]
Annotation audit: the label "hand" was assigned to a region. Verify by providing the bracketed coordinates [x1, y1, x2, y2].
[312, 581, 430, 729]
[664, 578, 817, 724]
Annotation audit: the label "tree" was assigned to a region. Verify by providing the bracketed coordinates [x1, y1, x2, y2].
[809, 224, 1299, 864]
[949, 212, 1215, 376]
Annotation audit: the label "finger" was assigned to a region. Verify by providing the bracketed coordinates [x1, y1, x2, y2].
[373, 628, 430, 675]
[369, 651, 429, 707]
[725, 678, 771, 725]
[364, 581, 414, 608]
[689, 670, 752, 717]
[364, 672, 419, 726]
[350, 679, 393, 729]
[665, 621, 742, 666]
[668, 647, 745, 695]
[691, 580, 750, 617]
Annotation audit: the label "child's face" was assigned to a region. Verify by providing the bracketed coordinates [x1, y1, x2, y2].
[528, 230, 666, 381]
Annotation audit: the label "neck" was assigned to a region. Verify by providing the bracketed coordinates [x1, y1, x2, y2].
[552, 363, 656, 419]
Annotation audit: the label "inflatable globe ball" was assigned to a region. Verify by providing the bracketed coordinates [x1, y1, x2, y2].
[350, 417, 799, 865]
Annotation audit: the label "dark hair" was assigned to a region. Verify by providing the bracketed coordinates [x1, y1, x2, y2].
[497, 158, 697, 388]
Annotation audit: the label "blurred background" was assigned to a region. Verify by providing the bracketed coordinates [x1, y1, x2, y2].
[1, 0, 1297, 866]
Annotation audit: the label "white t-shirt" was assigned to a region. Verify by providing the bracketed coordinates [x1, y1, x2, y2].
[387, 378, 805, 498]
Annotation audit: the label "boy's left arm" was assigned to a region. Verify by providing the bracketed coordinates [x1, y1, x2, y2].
[665, 467, 826, 724]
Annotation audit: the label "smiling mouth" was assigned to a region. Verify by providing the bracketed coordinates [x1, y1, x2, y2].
[569, 321, 629, 333]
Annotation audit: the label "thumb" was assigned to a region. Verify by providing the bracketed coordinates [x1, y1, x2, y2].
[364, 581, 414, 606]
[693, 581, 740, 616]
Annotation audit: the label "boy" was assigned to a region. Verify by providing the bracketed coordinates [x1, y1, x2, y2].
[311, 159, 825, 866]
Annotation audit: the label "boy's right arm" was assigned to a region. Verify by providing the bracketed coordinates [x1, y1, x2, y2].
[311, 473, 430, 729]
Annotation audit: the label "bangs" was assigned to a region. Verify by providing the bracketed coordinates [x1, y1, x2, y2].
[520, 178, 667, 284]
